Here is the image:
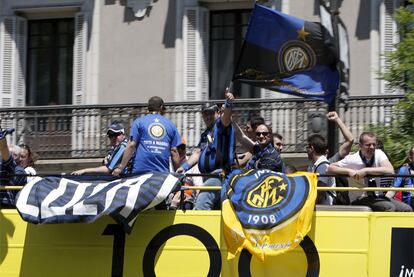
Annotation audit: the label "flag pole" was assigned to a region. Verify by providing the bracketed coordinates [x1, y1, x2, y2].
[327, 0, 340, 157]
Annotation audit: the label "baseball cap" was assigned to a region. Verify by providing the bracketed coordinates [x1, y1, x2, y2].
[201, 103, 219, 113]
[107, 122, 125, 135]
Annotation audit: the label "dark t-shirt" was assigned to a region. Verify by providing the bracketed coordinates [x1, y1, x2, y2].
[0, 156, 27, 207]
[246, 143, 283, 172]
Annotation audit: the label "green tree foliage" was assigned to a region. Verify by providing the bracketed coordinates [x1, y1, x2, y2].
[373, 1, 414, 167]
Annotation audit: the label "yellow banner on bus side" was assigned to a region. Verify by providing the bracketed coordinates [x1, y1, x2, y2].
[222, 171, 318, 261]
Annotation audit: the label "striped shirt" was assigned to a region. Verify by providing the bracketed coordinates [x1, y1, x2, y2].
[106, 138, 130, 174]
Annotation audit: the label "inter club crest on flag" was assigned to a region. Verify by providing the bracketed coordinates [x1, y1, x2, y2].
[221, 169, 318, 260]
[278, 41, 316, 73]
[246, 175, 288, 209]
[233, 3, 339, 103]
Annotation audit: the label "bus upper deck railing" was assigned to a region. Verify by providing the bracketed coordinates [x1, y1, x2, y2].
[2, 173, 414, 192]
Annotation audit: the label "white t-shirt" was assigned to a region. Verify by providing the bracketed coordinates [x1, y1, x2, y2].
[336, 149, 388, 171]
[336, 149, 389, 195]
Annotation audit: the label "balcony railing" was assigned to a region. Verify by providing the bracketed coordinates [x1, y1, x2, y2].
[0, 95, 404, 159]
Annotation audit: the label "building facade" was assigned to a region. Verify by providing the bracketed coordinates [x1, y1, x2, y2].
[0, 0, 404, 109]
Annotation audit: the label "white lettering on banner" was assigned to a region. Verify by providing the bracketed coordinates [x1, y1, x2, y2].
[119, 174, 152, 218]
[15, 177, 42, 217]
[73, 181, 112, 215]
[57, 181, 93, 215]
[103, 176, 152, 213]
[145, 174, 178, 210]
[254, 169, 274, 180]
[248, 214, 277, 224]
[41, 179, 71, 218]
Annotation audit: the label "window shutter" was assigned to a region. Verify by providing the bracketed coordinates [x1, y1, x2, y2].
[15, 17, 27, 108]
[73, 12, 87, 105]
[183, 7, 209, 146]
[199, 8, 209, 101]
[72, 13, 88, 156]
[0, 16, 27, 108]
[183, 7, 209, 102]
[381, 0, 399, 94]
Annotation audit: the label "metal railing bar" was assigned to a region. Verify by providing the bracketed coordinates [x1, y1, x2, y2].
[0, 95, 405, 113]
[3, 186, 414, 192]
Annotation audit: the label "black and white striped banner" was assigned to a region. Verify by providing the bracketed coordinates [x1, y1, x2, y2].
[15, 173, 181, 233]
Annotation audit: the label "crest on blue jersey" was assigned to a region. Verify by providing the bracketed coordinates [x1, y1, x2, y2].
[148, 120, 166, 140]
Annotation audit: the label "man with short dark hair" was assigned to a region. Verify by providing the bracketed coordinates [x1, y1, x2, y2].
[328, 132, 412, 211]
[238, 115, 265, 167]
[113, 96, 181, 176]
[0, 128, 27, 207]
[245, 115, 265, 140]
[307, 111, 354, 205]
[72, 122, 130, 175]
[306, 134, 336, 204]
[273, 133, 284, 153]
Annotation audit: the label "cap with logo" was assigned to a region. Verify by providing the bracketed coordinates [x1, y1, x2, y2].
[107, 122, 125, 135]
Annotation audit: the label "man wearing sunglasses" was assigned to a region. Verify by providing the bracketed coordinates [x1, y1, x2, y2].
[72, 122, 130, 175]
[234, 122, 283, 172]
[237, 115, 265, 167]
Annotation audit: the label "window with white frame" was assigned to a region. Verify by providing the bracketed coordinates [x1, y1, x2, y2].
[0, 11, 87, 108]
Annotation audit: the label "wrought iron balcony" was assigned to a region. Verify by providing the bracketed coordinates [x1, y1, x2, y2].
[0, 95, 403, 159]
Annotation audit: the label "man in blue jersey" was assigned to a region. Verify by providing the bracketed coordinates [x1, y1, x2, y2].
[113, 96, 181, 176]
[176, 90, 235, 210]
[0, 128, 27, 207]
[72, 122, 130, 175]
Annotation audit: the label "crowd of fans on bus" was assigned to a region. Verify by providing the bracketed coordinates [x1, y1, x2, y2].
[1, 93, 414, 212]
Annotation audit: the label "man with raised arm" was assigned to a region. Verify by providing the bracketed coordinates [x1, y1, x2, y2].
[112, 96, 181, 176]
[327, 132, 412, 211]
[233, 121, 283, 173]
[237, 115, 265, 167]
[0, 128, 27, 207]
[306, 111, 354, 205]
[176, 90, 235, 210]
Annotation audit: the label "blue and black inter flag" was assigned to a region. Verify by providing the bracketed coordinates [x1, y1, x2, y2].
[233, 4, 340, 103]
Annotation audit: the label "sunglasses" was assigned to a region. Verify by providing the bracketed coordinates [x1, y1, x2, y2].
[107, 132, 121, 138]
[256, 132, 269, 137]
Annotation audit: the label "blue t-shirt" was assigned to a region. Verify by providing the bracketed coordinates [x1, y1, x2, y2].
[130, 113, 181, 174]
[393, 165, 414, 208]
